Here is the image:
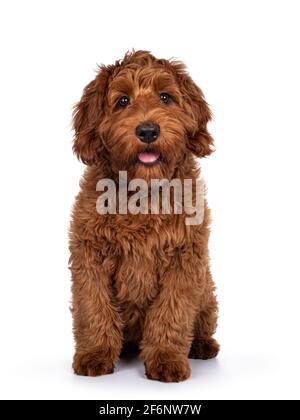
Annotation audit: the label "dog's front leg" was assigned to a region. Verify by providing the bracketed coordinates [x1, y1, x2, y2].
[70, 241, 123, 376]
[141, 256, 201, 382]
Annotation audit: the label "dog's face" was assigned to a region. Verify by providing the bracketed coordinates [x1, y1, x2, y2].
[73, 51, 214, 180]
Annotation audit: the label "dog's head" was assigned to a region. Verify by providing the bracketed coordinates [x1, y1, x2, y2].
[73, 51, 214, 180]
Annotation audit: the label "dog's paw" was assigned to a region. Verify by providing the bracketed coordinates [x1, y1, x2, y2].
[145, 352, 191, 382]
[73, 351, 115, 377]
[189, 338, 220, 360]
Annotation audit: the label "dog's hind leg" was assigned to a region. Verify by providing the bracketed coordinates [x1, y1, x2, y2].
[189, 270, 220, 360]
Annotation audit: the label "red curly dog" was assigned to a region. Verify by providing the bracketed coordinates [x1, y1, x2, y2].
[69, 50, 219, 382]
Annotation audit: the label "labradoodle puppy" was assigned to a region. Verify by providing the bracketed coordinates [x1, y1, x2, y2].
[69, 50, 219, 382]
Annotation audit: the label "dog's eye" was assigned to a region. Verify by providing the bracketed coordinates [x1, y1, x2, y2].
[118, 95, 129, 107]
[160, 92, 171, 103]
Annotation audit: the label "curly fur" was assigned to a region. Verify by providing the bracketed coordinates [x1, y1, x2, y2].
[69, 50, 219, 382]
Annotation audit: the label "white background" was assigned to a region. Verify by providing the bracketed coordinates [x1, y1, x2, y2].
[0, 0, 299, 400]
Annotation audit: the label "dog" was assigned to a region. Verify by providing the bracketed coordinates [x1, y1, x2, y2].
[69, 50, 219, 382]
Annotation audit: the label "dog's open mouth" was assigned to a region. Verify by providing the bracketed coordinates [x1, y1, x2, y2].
[137, 151, 160, 166]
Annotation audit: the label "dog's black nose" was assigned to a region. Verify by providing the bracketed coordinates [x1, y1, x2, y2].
[135, 122, 160, 144]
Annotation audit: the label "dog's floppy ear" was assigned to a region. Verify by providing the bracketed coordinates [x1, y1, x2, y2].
[72, 67, 110, 165]
[172, 63, 214, 157]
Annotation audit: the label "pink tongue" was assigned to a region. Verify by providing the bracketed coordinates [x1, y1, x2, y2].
[138, 152, 160, 163]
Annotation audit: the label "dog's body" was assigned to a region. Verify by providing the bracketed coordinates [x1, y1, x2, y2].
[69, 51, 219, 382]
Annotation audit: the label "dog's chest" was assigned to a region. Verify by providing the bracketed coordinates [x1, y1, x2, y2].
[114, 232, 162, 309]
[111, 215, 175, 307]
[103, 213, 189, 308]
